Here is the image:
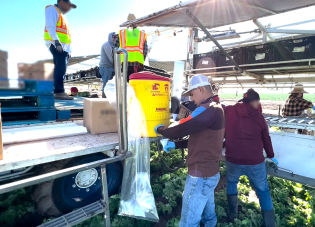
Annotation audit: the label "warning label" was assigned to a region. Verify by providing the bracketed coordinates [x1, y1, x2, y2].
[156, 108, 168, 112]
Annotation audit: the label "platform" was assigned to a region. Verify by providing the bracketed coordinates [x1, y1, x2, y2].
[0, 121, 161, 172]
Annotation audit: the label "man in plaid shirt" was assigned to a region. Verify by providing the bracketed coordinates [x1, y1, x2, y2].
[282, 84, 314, 117]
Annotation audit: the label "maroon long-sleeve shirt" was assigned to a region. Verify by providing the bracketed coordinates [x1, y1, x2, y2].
[224, 103, 274, 165]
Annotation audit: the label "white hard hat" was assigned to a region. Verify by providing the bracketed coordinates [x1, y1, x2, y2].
[182, 74, 211, 97]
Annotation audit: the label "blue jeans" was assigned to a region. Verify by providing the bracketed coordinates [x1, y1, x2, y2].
[99, 66, 114, 94]
[226, 161, 273, 211]
[50, 45, 70, 93]
[180, 173, 220, 227]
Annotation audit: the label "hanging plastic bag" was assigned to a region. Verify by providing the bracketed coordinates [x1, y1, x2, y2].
[105, 77, 159, 222]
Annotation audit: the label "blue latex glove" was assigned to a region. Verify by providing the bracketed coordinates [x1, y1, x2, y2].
[163, 142, 175, 153]
[313, 106, 315, 110]
[271, 158, 279, 165]
[155, 125, 165, 134]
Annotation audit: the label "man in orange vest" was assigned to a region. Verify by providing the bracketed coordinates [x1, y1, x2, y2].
[114, 14, 148, 82]
[45, 0, 76, 100]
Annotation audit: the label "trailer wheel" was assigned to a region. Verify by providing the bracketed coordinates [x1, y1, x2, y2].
[32, 153, 123, 217]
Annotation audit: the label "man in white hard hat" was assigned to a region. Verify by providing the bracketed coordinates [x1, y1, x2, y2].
[282, 84, 314, 117]
[155, 74, 225, 227]
[114, 14, 148, 82]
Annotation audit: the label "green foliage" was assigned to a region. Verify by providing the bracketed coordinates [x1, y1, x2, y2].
[0, 187, 35, 227]
[219, 93, 315, 102]
[167, 216, 180, 227]
[1, 142, 315, 227]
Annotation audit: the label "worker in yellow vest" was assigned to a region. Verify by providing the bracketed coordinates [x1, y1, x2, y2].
[114, 14, 148, 82]
[45, 0, 77, 100]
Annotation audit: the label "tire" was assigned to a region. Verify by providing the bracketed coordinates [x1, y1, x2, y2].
[32, 153, 123, 217]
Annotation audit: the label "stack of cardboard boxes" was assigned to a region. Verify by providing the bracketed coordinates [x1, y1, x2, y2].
[0, 50, 8, 78]
[17, 62, 54, 81]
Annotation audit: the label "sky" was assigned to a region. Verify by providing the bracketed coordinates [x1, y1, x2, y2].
[1, 0, 315, 94]
[0, 0, 181, 77]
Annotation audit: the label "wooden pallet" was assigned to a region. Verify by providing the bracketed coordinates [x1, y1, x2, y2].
[55, 97, 84, 120]
[0, 79, 56, 125]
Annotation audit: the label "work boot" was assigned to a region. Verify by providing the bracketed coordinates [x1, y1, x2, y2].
[54, 92, 74, 100]
[262, 209, 276, 227]
[102, 92, 106, 98]
[227, 194, 238, 221]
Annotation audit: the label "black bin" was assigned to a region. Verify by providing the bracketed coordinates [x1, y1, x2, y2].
[276, 36, 315, 61]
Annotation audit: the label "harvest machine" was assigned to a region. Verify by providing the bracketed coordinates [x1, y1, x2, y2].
[0, 0, 315, 227]
[120, 0, 315, 188]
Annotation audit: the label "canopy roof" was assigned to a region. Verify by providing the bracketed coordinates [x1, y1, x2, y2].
[120, 0, 315, 28]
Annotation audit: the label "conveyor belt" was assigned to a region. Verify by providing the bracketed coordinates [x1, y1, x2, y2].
[264, 114, 315, 130]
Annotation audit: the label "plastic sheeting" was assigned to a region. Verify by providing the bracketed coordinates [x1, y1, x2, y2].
[104, 78, 159, 222]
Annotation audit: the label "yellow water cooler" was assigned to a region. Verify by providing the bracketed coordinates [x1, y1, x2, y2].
[129, 72, 170, 137]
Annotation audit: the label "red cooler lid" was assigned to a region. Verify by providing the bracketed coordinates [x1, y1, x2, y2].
[129, 72, 170, 82]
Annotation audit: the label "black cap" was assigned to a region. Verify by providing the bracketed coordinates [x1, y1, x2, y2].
[62, 0, 77, 8]
[238, 89, 260, 103]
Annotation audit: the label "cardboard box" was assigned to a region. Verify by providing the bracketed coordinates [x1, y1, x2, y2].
[83, 98, 118, 134]
[17, 62, 54, 81]
[0, 50, 8, 78]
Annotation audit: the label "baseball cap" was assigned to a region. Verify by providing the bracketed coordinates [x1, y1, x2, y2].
[71, 87, 78, 92]
[238, 89, 260, 103]
[62, 0, 77, 8]
[182, 74, 211, 97]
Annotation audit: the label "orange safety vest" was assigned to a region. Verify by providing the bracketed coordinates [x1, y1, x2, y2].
[119, 28, 147, 64]
[44, 5, 71, 44]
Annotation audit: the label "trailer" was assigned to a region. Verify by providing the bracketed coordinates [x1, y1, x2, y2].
[0, 49, 162, 227]
[1, 1, 315, 227]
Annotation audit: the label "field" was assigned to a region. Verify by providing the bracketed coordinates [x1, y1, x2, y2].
[0, 143, 315, 227]
[219, 93, 315, 102]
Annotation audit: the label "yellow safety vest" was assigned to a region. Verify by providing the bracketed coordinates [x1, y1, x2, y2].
[44, 5, 71, 44]
[119, 28, 147, 64]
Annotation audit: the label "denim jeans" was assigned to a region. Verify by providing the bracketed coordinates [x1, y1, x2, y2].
[99, 66, 114, 94]
[50, 45, 70, 93]
[226, 161, 273, 211]
[180, 173, 220, 227]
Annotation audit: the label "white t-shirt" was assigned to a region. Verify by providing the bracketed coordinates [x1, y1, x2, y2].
[45, 5, 72, 54]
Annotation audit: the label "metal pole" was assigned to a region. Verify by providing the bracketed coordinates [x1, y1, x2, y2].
[186, 9, 242, 73]
[114, 49, 128, 156]
[121, 49, 128, 155]
[114, 49, 123, 154]
[101, 164, 111, 227]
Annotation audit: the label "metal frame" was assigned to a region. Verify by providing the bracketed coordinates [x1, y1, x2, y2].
[186, 9, 242, 73]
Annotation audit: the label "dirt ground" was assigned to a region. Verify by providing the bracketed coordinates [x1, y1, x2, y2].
[221, 99, 283, 116]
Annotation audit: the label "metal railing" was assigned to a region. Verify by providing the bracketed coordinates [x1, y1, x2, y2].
[114, 49, 129, 155]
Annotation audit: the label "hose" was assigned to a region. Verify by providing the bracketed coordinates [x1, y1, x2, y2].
[156, 141, 185, 172]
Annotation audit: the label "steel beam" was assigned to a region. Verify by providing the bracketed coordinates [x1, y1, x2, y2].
[273, 19, 315, 29]
[212, 76, 315, 84]
[101, 165, 111, 226]
[186, 10, 242, 72]
[265, 28, 315, 35]
[267, 168, 315, 188]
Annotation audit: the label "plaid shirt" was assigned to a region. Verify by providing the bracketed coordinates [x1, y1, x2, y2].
[113, 31, 148, 66]
[282, 94, 314, 117]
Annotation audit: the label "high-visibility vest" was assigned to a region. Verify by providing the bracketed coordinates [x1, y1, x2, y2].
[44, 5, 71, 44]
[119, 28, 147, 64]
